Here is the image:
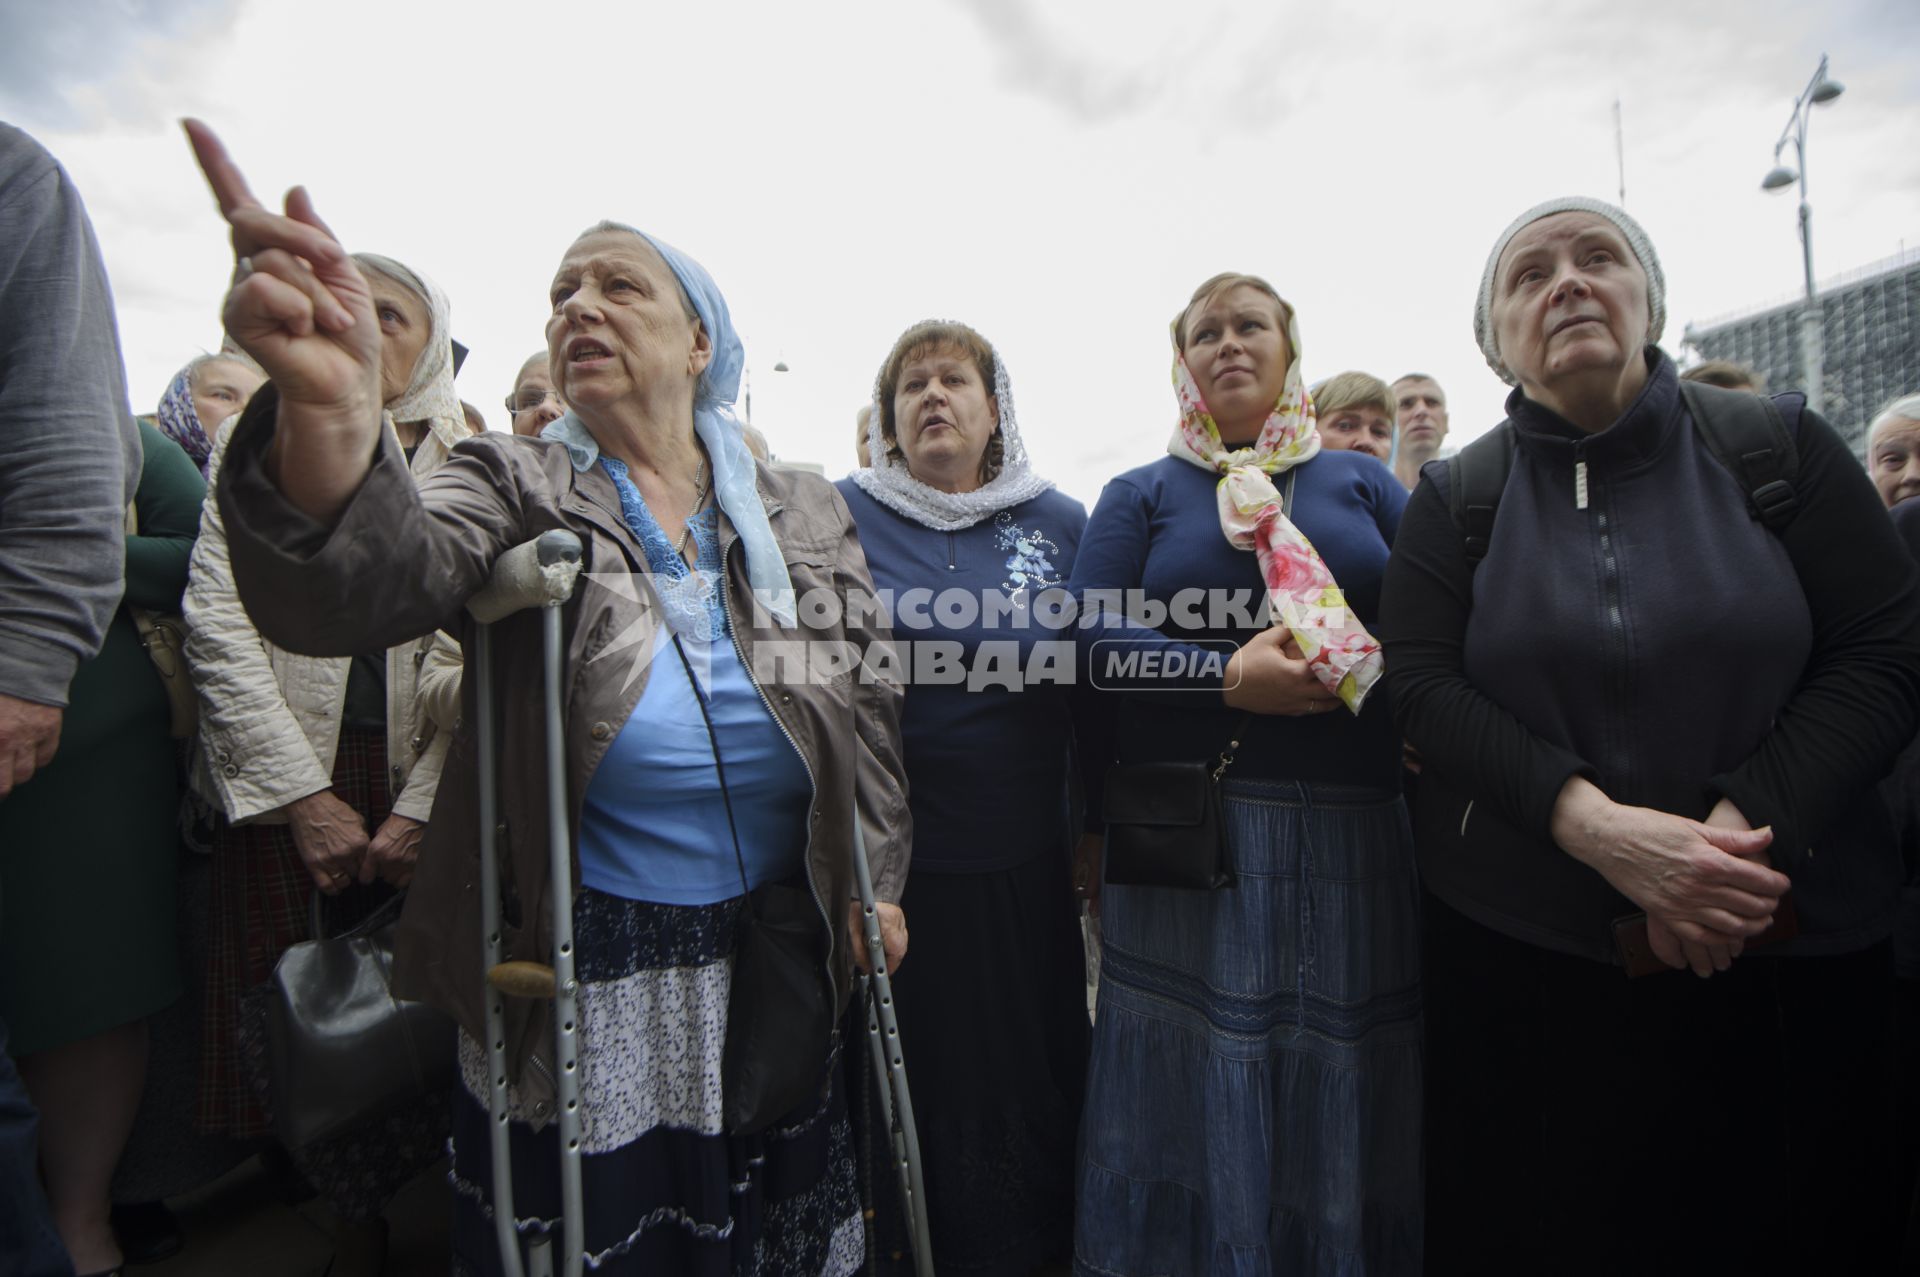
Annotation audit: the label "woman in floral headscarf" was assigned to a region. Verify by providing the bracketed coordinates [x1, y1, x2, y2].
[837, 320, 1095, 1275]
[154, 351, 264, 475]
[1068, 273, 1421, 1274]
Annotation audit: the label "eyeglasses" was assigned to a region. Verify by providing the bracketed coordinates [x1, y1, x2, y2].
[505, 388, 564, 416]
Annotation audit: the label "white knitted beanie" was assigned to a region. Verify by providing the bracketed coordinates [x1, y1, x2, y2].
[1473, 196, 1665, 386]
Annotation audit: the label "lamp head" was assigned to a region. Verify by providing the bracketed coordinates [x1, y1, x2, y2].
[773, 360, 789, 372]
[1761, 165, 1799, 192]
[1810, 77, 1844, 105]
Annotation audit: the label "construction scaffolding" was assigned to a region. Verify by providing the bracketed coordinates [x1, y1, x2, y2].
[1682, 249, 1920, 456]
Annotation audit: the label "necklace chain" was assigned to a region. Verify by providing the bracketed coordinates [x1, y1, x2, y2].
[674, 458, 710, 563]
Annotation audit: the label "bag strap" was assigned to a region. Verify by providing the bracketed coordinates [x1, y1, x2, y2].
[1676, 380, 1801, 532]
[1446, 422, 1516, 570]
[671, 636, 756, 921]
[1212, 714, 1257, 780]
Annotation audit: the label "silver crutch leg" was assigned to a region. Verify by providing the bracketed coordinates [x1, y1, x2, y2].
[469, 530, 585, 1277]
[853, 820, 935, 1277]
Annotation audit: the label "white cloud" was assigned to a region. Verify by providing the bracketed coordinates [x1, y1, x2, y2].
[12, 0, 1916, 510]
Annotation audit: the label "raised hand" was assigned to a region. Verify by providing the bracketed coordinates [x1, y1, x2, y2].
[182, 120, 387, 523]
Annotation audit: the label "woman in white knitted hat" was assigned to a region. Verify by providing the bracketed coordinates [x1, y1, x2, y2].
[1381, 196, 1920, 1272]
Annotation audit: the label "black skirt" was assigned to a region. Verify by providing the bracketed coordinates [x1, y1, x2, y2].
[851, 847, 1090, 1276]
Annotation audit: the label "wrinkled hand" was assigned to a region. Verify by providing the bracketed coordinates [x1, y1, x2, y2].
[0, 695, 62, 800]
[1656, 798, 1771, 977]
[182, 120, 378, 418]
[848, 900, 908, 976]
[1552, 777, 1786, 950]
[1073, 832, 1104, 918]
[1223, 628, 1340, 717]
[362, 813, 425, 889]
[283, 789, 370, 894]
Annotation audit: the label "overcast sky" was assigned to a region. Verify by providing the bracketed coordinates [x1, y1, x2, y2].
[5, 0, 1916, 508]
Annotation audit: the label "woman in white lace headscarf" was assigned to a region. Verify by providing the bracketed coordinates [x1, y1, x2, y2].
[838, 320, 1097, 1275]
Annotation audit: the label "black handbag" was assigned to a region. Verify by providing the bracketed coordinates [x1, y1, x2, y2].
[263, 891, 456, 1150]
[672, 639, 834, 1136]
[1101, 715, 1253, 890]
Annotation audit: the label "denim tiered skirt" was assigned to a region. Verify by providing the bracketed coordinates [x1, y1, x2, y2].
[1075, 779, 1423, 1276]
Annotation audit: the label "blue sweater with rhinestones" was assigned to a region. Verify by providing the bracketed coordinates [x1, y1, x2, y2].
[837, 482, 1091, 873]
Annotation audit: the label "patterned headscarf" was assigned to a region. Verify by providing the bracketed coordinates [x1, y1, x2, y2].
[850, 326, 1055, 532]
[1165, 295, 1383, 713]
[155, 362, 212, 475]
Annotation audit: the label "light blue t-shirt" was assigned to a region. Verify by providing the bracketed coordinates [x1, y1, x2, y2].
[577, 457, 813, 905]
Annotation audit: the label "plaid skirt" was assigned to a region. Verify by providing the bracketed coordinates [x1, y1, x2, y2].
[197, 728, 394, 1138]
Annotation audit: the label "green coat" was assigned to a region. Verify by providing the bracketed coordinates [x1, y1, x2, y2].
[0, 422, 205, 1056]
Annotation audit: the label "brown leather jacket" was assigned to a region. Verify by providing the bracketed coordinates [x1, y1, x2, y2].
[215, 390, 911, 1106]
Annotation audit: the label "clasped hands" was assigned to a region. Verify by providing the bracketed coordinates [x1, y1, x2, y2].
[1551, 776, 1790, 979]
[284, 789, 424, 894]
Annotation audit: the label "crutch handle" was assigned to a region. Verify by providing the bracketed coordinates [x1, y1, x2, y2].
[487, 961, 558, 1000]
[468, 530, 584, 623]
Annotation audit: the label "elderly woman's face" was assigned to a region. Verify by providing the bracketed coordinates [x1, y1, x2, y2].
[366, 273, 432, 408]
[1318, 404, 1393, 461]
[190, 358, 263, 433]
[1490, 212, 1649, 395]
[1181, 285, 1291, 439]
[545, 230, 708, 420]
[892, 344, 997, 491]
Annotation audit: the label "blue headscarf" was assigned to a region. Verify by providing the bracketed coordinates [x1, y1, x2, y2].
[543, 225, 795, 626]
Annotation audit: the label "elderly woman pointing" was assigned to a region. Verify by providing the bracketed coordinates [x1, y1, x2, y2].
[182, 122, 910, 1277]
[1382, 197, 1920, 1273]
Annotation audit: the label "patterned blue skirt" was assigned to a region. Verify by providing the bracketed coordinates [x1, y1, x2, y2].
[450, 888, 863, 1276]
[1075, 780, 1423, 1276]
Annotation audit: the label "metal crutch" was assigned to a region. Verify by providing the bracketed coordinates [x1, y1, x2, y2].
[468, 529, 585, 1277]
[853, 818, 935, 1277]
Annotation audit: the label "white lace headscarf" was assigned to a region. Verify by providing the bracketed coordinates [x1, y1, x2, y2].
[352, 252, 467, 461]
[850, 322, 1054, 531]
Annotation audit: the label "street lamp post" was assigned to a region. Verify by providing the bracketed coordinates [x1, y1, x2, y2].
[1760, 54, 1844, 417]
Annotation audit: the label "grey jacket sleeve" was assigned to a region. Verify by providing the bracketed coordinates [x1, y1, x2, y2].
[0, 126, 141, 706]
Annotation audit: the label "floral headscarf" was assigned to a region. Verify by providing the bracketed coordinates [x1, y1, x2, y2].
[1166, 296, 1384, 713]
[155, 362, 212, 475]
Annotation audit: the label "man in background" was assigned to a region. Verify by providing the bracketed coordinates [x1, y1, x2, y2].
[1391, 372, 1450, 490]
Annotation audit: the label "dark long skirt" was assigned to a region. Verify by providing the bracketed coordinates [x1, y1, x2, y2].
[1423, 890, 1900, 1276]
[1075, 780, 1424, 1277]
[450, 889, 863, 1276]
[854, 848, 1091, 1276]
[199, 728, 393, 1138]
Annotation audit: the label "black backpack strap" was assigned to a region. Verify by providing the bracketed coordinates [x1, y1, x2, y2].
[1445, 421, 1516, 569]
[1677, 380, 1800, 532]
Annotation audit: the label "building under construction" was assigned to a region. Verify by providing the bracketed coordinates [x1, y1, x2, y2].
[1682, 249, 1919, 455]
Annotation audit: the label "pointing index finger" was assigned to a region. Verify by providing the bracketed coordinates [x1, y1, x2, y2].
[182, 118, 262, 218]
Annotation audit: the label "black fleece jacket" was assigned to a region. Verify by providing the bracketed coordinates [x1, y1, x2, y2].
[1381, 353, 1920, 962]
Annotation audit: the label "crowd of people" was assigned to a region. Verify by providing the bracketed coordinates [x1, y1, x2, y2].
[4, 116, 1920, 1277]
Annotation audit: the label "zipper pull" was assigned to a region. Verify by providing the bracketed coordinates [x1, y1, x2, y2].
[1574, 459, 1589, 511]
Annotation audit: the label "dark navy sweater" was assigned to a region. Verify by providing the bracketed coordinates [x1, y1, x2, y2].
[1068, 448, 1408, 789]
[1381, 353, 1920, 960]
[836, 481, 1090, 873]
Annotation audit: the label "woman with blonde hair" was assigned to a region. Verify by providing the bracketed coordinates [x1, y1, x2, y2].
[1071, 272, 1421, 1274]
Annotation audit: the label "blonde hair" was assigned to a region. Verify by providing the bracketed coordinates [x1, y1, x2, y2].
[1310, 371, 1395, 421]
[1173, 272, 1293, 350]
